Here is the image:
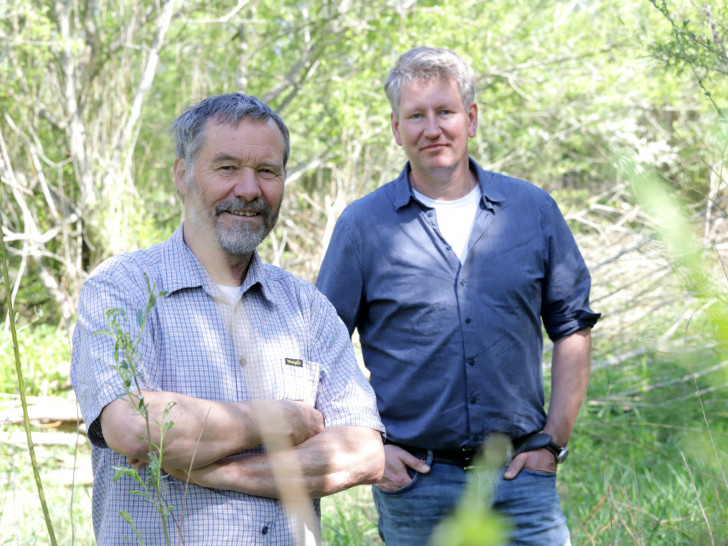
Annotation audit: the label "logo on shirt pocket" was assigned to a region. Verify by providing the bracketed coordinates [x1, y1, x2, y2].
[285, 358, 303, 367]
[281, 357, 320, 407]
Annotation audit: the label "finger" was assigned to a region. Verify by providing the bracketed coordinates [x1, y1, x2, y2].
[385, 445, 430, 474]
[400, 451, 431, 473]
[504, 453, 527, 480]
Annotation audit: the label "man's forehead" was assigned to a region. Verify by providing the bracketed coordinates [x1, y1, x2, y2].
[403, 75, 457, 91]
[398, 77, 461, 105]
[201, 118, 284, 155]
[204, 116, 278, 135]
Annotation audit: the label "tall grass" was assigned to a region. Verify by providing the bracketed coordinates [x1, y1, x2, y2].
[561, 165, 728, 545]
[1, 185, 58, 544]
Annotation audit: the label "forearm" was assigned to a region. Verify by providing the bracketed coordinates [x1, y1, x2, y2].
[101, 391, 322, 469]
[171, 426, 385, 499]
[543, 329, 592, 446]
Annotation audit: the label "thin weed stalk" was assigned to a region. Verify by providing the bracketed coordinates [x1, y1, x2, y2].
[681, 451, 714, 545]
[0, 182, 58, 545]
[96, 277, 176, 544]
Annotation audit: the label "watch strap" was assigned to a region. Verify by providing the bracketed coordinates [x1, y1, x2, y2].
[513, 432, 552, 456]
[544, 440, 569, 463]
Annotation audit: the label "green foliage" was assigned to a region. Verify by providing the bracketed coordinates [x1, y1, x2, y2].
[567, 357, 728, 543]
[3, 1, 728, 543]
[0, 324, 70, 395]
[3, 0, 724, 321]
[93, 276, 175, 544]
[0, 442, 92, 545]
[649, 0, 728, 119]
[556, 155, 728, 543]
[321, 485, 382, 544]
[431, 440, 511, 546]
[1, 183, 58, 545]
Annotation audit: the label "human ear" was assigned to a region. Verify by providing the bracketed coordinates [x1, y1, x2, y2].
[173, 158, 190, 196]
[391, 112, 403, 146]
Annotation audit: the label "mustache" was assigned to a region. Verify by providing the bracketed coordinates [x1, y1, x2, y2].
[214, 198, 270, 215]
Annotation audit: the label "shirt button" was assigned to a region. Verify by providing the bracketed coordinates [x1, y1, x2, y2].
[261, 526, 268, 535]
[468, 359, 475, 366]
[470, 397, 477, 404]
[460, 280, 465, 286]
[465, 317, 472, 324]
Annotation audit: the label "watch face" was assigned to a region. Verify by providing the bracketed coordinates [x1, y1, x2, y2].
[557, 447, 569, 463]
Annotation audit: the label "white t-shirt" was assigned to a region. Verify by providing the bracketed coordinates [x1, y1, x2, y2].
[216, 283, 244, 304]
[413, 184, 482, 264]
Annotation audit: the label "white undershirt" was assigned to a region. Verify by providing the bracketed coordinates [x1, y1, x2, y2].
[216, 284, 244, 304]
[413, 184, 482, 264]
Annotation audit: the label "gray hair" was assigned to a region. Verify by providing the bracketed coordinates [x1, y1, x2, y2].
[171, 93, 290, 168]
[384, 47, 476, 116]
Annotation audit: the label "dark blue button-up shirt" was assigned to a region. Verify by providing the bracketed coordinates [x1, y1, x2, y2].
[316, 159, 600, 451]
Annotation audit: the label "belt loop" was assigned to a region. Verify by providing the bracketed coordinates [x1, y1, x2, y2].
[425, 449, 435, 467]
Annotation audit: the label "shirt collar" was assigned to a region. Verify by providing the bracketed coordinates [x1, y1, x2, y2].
[392, 158, 506, 211]
[159, 224, 272, 303]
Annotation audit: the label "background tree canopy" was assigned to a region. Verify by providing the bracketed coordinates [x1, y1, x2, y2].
[2, 0, 724, 321]
[1, 0, 727, 543]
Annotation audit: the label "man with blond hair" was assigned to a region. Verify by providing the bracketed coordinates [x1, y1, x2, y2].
[317, 47, 599, 544]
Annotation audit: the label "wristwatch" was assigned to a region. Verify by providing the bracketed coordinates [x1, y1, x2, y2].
[544, 441, 569, 463]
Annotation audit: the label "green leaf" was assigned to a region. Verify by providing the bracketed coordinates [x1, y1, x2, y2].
[119, 510, 134, 525]
[113, 466, 138, 481]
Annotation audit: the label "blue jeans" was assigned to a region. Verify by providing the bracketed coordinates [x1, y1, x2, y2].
[372, 451, 570, 545]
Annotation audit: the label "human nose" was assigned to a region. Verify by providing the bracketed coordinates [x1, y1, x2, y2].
[423, 113, 441, 138]
[232, 168, 262, 200]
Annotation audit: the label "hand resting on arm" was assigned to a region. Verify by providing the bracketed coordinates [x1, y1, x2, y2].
[165, 424, 385, 499]
[99, 390, 324, 470]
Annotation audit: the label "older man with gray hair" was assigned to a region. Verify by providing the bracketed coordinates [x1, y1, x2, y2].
[72, 93, 384, 545]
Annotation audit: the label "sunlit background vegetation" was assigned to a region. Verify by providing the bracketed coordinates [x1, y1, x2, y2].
[2, 0, 727, 543]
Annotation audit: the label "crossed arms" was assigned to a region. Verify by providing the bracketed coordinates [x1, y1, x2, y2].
[100, 391, 384, 499]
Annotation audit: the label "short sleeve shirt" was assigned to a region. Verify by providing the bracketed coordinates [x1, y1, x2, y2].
[71, 226, 384, 545]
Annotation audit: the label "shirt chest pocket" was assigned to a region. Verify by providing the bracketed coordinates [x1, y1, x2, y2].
[278, 357, 320, 407]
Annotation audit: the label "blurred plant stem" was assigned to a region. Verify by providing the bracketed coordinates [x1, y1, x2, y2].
[0, 183, 58, 545]
[431, 434, 511, 546]
[94, 277, 173, 544]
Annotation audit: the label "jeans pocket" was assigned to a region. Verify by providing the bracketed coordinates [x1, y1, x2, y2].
[520, 468, 557, 478]
[376, 467, 421, 496]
